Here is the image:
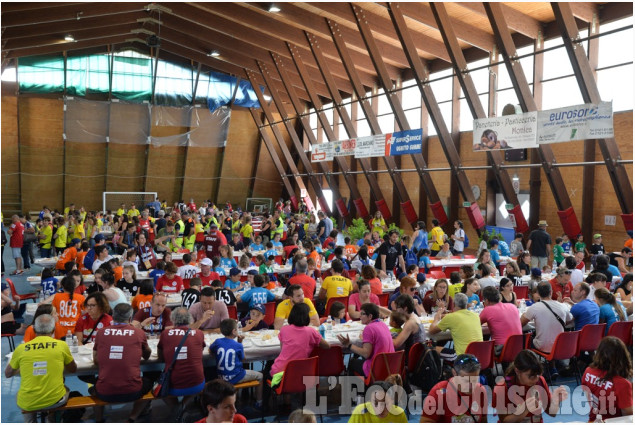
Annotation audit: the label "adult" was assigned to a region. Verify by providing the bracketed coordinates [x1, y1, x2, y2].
[549, 267, 573, 302]
[196, 257, 220, 287]
[595, 288, 627, 333]
[132, 292, 173, 336]
[288, 259, 317, 300]
[316, 211, 329, 244]
[499, 277, 517, 305]
[479, 286, 523, 348]
[450, 220, 466, 255]
[429, 293, 483, 357]
[420, 354, 488, 423]
[37, 215, 54, 258]
[391, 294, 427, 356]
[594, 255, 614, 284]
[196, 379, 248, 423]
[348, 381, 407, 423]
[474, 249, 497, 276]
[562, 282, 600, 331]
[493, 350, 569, 422]
[411, 221, 428, 253]
[274, 285, 320, 329]
[21, 214, 36, 270]
[520, 282, 573, 355]
[338, 303, 394, 378]
[5, 314, 77, 422]
[582, 337, 633, 422]
[435, 242, 453, 259]
[360, 264, 382, 295]
[190, 287, 229, 333]
[388, 276, 424, 315]
[614, 273, 632, 304]
[96, 271, 127, 311]
[93, 303, 152, 422]
[375, 230, 406, 278]
[157, 307, 206, 398]
[8, 214, 25, 275]
[22, 304, 67, 342]
[91, 245, 113, 273]
[135, 232, 157, 271]
[526, 220, 552, 269]
[422, 278, 454, 315]
[477, 263, 498, 291]
[348, 280, 380, 320]
[75, 292, 113, 345]
[55, 238, 81, 272]
[318, 259, 353, 303]
[609, 247, 632, 274]
[428, 219, 445, 257]
[564, 256, 584, 287]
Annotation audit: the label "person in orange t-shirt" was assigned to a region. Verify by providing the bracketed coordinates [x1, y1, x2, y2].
[50, 276, 85, 334]
[55, 238, 81, 271]
[131, 281, 154, 311]
[305, 240, 322, 270]
[23, 304, 67, 342]
[76, 241, 91, 275]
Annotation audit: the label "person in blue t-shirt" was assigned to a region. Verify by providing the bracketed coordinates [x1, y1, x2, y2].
[418, 248, 432, 273]
[263, 241, 278, 261]
[249, 235, 264, 252]
[209, 319, 263, 408]
[271, 233, 283, 249]
[489, 239, 501, 268]
[149, 261, 166, 288]
[594, 287, 627, 334]
[224, 268, 245, 292]
[241, 304, 270, 331]
[498, 240, 511, 257]
[565, 282, 600, 331]
[39, 268, 59, 297]
[237, 274, 276, 308]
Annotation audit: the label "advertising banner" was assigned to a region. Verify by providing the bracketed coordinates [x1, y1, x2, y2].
[333, 138, 356, 157]
[473, 112, 538, 151]
[310, 143, 333, 162]
[537, 102, 613, 143]
[354, 135, 386, 158]
[385, 128, 424, 156]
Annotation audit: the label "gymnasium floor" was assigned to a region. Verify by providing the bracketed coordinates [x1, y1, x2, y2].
[1, 244, 588, 423]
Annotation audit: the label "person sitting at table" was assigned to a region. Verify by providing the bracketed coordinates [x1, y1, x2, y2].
[225, 267, 246, 293]
[132, 280, 155, 311]
[489, 239, 502, 268]
[274, 284, 320, 330]
[549, 267, 573, 302]
[479, 286, 522, 351]
[422, 278, 454, 315]
[505, 260, 523, 287]
[435, 242, 453, 259]
[493, 350, 569, 422]
[176, 253, 199, 288]
[474, 248, 498, 276]
[562, 282, 600, 331]
[461, 277, 481, 307]
[75, 292, 113, 345]
[23, 304, 67, 342]
[212, 279, 237, 307]
[132, 292, 173, 336]
[45, 276, 85, 334]
[338, 302, 393, 378]
[249, 235, 264, 252]
[157, 307, 206, 407]
[609, 247, 632, 274]
[499, 277, 517, 305]
[318, 259, 353, 303]
[219, 245, 238, 268]
[429, 293, 483, 359]
[348, 380, 408, 423]
[594, 287, 627, 334]
[614, 273, 632, 305]
[118, 264, 141, 295]
[192, 257, 218, 289]
[388, 276, 424, 315]
[288, 259, 316, 301]
[582, 336, 633, 422]
[135, 232, 156, 272]
[350, 246, 374, 273]
[5, 314, 77, 423]
[91, 245, 112, 273]
[122, 248, 140, 274]
[594, 254, 614, 284]
[357, 265, 380, 296]
[155, 262, 185, 293]
[95, 269, 125, 309]
[348, 280, 379, 320]
[237, 274, 276, 310]
[181, 277, 202, 310]
[389, 294, 427, 357]
[92, 303, 152, 422]
[517, 251, 531, 276]
[190, 287, 229, 334]
[196, 379, 248, 423]
[477, 263, 498, 292]
[40, 267, 60, 298]
[241, 303, 269, 331]
[210, 318, 264, 409]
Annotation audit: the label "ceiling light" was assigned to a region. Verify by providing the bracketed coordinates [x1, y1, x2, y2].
[64, 34, 75, 42]
[207, 50, 220, 58]
[268, 4, 281, 12]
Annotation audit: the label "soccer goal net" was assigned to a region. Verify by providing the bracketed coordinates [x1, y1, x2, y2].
[103, 192, 158, 214]
[246, 198, 272, 213]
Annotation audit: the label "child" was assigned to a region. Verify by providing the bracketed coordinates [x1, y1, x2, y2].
[177, 253, 199, 289]
[149, 260, 166, 288]
[406, 264, 418, 281]
[389, 311, 408, 339]
[40, 267, 59, 298]
[288, 409, 317, 424]
[132, 280, 154, 311]
[212, 279, 236, 306]
[575, 234, 589, 257]
[561, 234, 572, 255]
[271, 233, 283, 249]
[542, 265, 552, 274]
[181, 277, 201, 310]
[155, 262, 184, 293]
[509, 233, 524, 258]
[260, 255, 275, 275]
[448, 271, 464, 298]
[236, 274, 275, 309]
[489, 239, 501, 268]
[122, 248, 139, 273]
[590, 233, 605, 256]
[241, 304, 269, 331]
[229, 233, 245, 252]
[418, 248, 432, 273]
[219, 245, 237, 268]
[76, 241, 91, 275]
[460, 277, 481, 306]
[329, 301, 347, 324]
[553, 237, 566, 267]
[264, 242, 278, 261]
[212, 256, 226, 276]
[210, 319, 263, 409]
[225, 268, 245, 292]
[250, 235, 264, 252]
[118, 264, 140, 294]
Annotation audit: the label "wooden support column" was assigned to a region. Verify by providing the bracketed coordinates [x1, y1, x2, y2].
[245, 69, 323, 215]
[304, 33, 390, 220]
[530, 37, 544, 231]
[392, 78, 403, 228]
[448, 75, 461, 227]
[179, 62, 202, 203]
[248, 109, 296, 203]
[212, 80, 240, 204]
[484, 3, 577, 227]
[419, 102, 429, 226]
[486, 51, 498, 227]
[428, 2, 527, 233]
[552, 2, 632, 214]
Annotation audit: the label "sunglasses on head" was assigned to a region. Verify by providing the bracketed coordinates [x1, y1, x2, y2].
[455, 355, 479, 366]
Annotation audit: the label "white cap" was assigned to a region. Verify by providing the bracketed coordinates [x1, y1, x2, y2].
[199, 258, 213, 266]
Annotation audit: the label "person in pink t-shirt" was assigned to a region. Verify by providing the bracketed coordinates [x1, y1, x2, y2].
[338, 302, 394, 377]
[348, 280, 380, 320]
[270, 303, 329, 376]
[479, 286, 523, 349]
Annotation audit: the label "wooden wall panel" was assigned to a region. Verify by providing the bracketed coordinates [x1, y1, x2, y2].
[1, 83, 20, 216]
[64, 141, 106, 210]
[145, 144, 186, 204]
[181, 146, 221, 203]
[251, 120, 284, 202]
[105, 143, 146, 194]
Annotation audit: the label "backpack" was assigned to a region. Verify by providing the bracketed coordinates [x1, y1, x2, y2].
[463, 231, 469, 248]
[83, 248, 96, 272]
[410, 346, 444, 393]
[405, 248, 418, 268]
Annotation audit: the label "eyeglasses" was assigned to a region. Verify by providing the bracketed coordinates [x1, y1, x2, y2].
[86, 303, 98, 307]
[408, 287, 417, 292]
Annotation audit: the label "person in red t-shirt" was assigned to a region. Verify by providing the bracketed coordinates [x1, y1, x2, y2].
[155, 262, 184, 293]
[131, 293, 173, 336]
[582, 336, 633, 422]
[202, 223, 227, 260]
[549, 267, 573, 302]
[92, 303, 152, 422]
[288, 259, 316, 300]
[8, 215, 25, 275]
[196, 257, 220, 287]
[196, 379, 247, 423]
[75, 292, 113, 345]
[421, 354, 488, 423]
[493, 350, 569, 422]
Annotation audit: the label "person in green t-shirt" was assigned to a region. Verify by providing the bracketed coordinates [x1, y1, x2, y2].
[348, 381, 407, 423]
[574, 234, 589, 257]
[553, 237, 566, 265]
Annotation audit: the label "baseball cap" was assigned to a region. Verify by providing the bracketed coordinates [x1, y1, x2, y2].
[416, 273, 426, 284]
[251, 304, 266, 314]
[247, 269, 258, 276]
[229, 267, 241, 276]
[397, 272, 408, 280]
[531, 267, 542, 277]
[94, 234, 105, 242]
[593, 233, 602, 239]
[199, 258, 213, 266]
[71, 238, 81, 245]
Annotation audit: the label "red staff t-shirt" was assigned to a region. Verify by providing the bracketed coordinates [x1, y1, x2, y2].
[9, 221, 24, 248]
[492, 375, 552, 423]
[94, 324, 149, 396]
[75, 313, 113, 344]
[156, 274, 184, 293]
[582, 367, 633, 421]
[157, 327, 206, 389]
[133, 307, 173, 335]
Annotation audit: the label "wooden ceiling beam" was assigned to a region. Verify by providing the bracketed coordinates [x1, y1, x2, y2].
[599, 2, 633, 24]
[4, 35, 132, 59]
[456, 2, 543, 40]
[1, 2, 149, 27]
[0, 3, 86, 13]
[568, 2, 599, 23]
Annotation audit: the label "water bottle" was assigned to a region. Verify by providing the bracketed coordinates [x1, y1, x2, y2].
[594, 414, 603, 423]
[71, 336, 78, 354]
[237, 321, 243, 337]
[552, 259, 558, 273]
[66, 330, 73, 344]
[326, 317, 333, 338]
[615, 292, 622, 302]
[520, 299, 527, 313]
[319, 323, 326, 338]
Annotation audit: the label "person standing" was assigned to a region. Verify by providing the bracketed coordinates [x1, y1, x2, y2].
[428, 219, 445, 257]
[375, 230, 406, 279]
[8, 214, 25, 275]
[526, 220, 552, 269]
[450, 220, 466, 256]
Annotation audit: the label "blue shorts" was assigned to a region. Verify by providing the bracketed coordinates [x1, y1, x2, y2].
[169, 381, 205, 396]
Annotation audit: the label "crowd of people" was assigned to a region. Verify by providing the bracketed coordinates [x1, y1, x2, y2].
[1, 197, 633, 423]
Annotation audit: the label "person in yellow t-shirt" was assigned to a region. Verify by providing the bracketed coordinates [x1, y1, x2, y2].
[53, 217, 68, 252]
[69, 215, 85, 240]
[6, 314, 77, 421]
[274, 285, 319, 329]
[38, 216, 53, 258]
[429, 292, 483, 356]
[63, 203, 75, 217]
[116, 203, 126, 217]
[428, 219, 445, 256]
[240, 216, 254, 246]
[127, 203, 140, 217]
[78, 206, 87, 223]
[370, 211, 388, 237]
[318, 259, 353, 302]
[348, 381, 407, 423]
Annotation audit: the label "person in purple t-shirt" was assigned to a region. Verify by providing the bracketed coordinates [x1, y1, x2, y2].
[337, 303, 394, 377]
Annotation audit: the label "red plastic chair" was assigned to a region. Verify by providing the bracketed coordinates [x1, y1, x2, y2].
[407, 342, 425, 372]
[464, 255, 476, 259]
[227, 304, 238, 320]
[196, 250, 207, 262]
[323, 296, 349, 318]
[263, 302, 276, 327]
[429, 270, 446, 279]
[577, 324, 607, 356]
[377, 293, 389, 307]
[494, 334, 530, 372]
[348, 269, 358, 281]
[311, 346, 346, 377]
[364, 350, 405, 385]
[512, 285, 529, 299]
[6, 278, 38, 303]
[268, 357, 321, 419]
[607, 321, 633, 345]
[531, 331, 580, 384]
[1, 333, 16, 352]
[465, 340, 495, 370]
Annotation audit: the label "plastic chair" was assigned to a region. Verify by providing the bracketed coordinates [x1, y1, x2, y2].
[464, 255, 476, 259]
[607, 321, 633, 345]
[407, 342, 425, 372]
[377, 293, 389, 307]
[577, 324, 607, 356]
[348, 269, 358, 281]
[196, 250, 207, 262]
[429, 270, 446, 279]
[263, 302, 276, 327]
[268, 357, 321, 420]
[323, 296, 349, 318]
[6, 278, 38, 303]
[531, 331, 580, 384]
[512, 285, 529, 299]
[364, 350, 405, 386]
[1, 333, 16, 352]
[494, 334, 530, 373]
[311, 346, 346, 377]
[465, 340, 495, 370]
[227, 304, 237, 320]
